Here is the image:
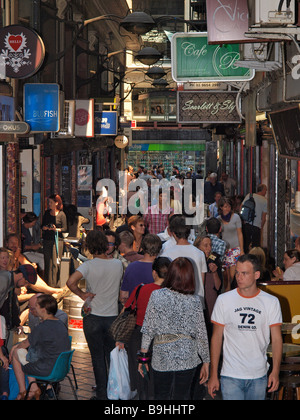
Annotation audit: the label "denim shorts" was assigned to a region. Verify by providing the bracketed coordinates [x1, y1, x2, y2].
[220, 375, 268, 400]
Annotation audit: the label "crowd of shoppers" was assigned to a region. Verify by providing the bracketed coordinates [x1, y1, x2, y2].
[0, 169, 289, 401]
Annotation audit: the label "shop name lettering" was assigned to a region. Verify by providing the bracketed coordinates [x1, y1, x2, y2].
[95, 116, 112, 129]
[32, 110, 58, 118]
[182, 99, 236, 115]
[181, 42, 240, 72]
[212, 0, 248, 33]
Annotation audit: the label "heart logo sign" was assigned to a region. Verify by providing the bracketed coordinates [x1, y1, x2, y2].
[0, 25, 45, 78]
[8, 35, 23, 52]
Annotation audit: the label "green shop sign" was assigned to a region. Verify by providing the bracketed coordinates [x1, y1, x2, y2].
[130, 143, 206, 152]
[171, 32, 255, 83]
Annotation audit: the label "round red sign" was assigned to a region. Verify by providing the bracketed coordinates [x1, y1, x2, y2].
[0, 25, 45, 79]
[75, 109, 90, 126]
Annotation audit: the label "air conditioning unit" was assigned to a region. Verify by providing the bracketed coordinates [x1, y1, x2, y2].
[255, 0, 295, 25]
[51, 100, 75, 139]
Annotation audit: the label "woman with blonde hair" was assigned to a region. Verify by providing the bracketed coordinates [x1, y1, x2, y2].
[249, 247, 271, 282]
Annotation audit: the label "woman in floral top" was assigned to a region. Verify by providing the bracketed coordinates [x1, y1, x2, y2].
[138, 257, 210, 400]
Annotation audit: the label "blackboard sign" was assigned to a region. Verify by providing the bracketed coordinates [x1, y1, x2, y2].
[268, 106, 300, 159]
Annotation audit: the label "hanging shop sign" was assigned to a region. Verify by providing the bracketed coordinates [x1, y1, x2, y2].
[0, 25, 45, 79]
[0, 121, 30, 134]
[24, 84, 60, 133]
[115, 134, 129, 149]
[75, 99, 94, 138]
[171, 32, 255, 83]
[94, 111, 118, 136]
[206, 0, 257, 44]
[177, 91, 241, 124]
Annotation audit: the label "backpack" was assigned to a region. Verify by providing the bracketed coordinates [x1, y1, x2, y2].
[240, 194, 256, 223]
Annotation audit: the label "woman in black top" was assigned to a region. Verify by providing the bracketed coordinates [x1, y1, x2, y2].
[41, 194, 67, 288]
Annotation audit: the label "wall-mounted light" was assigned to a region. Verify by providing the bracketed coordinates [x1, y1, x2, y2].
[146, 66, 166, 79]
[135, 47, 162, 65]
[152, 78, 169, 88]
[119, 12, 156, 35]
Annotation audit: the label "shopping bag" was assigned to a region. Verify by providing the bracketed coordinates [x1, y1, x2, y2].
[107, 347, 136, 400]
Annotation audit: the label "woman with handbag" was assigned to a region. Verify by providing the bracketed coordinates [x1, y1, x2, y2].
[138, 257, 210, 400]
[116, 257, 171, 400]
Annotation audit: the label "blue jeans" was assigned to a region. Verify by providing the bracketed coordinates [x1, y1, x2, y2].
[83, 314, 116, 399]
[221, 375, 268, 400]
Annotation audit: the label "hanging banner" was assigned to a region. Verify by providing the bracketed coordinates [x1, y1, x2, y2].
[171, 32, 255, 83]
[0, 25, 45, 79]
[177, 91, 241, 123]
[75, 99, 94, 138]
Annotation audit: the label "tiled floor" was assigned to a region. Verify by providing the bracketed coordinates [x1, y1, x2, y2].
[58, 346, 96, 400]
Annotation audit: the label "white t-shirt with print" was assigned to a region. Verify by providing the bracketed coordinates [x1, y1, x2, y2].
[211, 288, 282, 380]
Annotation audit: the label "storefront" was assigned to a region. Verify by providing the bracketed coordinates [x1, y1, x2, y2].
[127, 141, 206, 178]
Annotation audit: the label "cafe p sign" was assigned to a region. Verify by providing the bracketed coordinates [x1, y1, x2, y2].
[0, 25, 45, 79]
[171, 32, 254, 83]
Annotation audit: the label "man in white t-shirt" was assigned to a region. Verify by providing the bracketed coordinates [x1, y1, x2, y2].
[161, 216, 207, 306]
[208, 254, 283, 400]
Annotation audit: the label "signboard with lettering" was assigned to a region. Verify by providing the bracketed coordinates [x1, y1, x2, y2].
[94, 111, 118, 136]
[0, 121, 30, 134]
[206, 0, 257, 44]
[177, 91, 241, 124]
[24, 84, 60, 133]
[0, 25, 45, 79]
[171, 33, 255, 83]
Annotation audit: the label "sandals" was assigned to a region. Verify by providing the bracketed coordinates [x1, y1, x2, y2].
[16, 391, 26, 400]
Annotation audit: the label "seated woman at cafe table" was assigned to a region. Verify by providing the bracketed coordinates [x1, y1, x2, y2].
[272, 249, 300, 281]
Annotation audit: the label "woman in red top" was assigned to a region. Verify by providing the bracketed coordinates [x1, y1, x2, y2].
[117, 257, 171, 400]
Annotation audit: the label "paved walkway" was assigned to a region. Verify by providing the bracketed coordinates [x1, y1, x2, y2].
[59, 346, 95, 400]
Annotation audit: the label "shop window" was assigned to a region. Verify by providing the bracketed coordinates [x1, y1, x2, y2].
[133, 89, 176, 121]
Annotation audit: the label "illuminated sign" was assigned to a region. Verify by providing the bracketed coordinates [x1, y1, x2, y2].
[24, 84, 60, 133]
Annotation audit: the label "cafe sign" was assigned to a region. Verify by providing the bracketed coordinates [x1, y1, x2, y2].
[171, 32, 254, 83]
[177, 91, 241, 124]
